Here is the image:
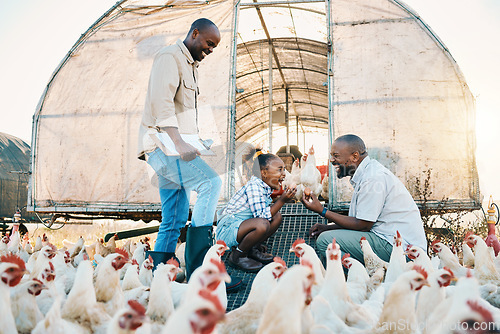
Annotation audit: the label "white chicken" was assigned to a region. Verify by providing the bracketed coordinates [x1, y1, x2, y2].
[139, 255, 154, 287]
[290, 238, 325, 295]
[95, 248, 130, 316]
[0, 254, 27, 334]
[462, 241, 475, 268]
[162, 289, 226, 334]
[359, 237, 388, 276]
[299, 146, 323, 197]
[61, 260, 110, 334]
[373, 266, 430, 333]
[384, 231, 407, 285]
[431, 239, 470, 277]
[146, 259, 182, 333]
[464, 231, 500, 285]
[342, 253, 370, 304]
[406, 244, 434, 274]
[177, 258, 231, 308]
[107, 300, 148, 334]
[415, 267, 455, 326]
[317, 238, 380, 329]
[27, 244, 57, 280]
[256, 261, 315, 334]
[32, 296, 89, 334]
[219, 257, 288, 334]
[36, 261, 62, 316]
[10, 278, 46, 333]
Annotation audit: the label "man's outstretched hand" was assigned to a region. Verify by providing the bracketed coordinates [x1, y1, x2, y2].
[301, 192, 323, 213]
[309, 223, 332, 238]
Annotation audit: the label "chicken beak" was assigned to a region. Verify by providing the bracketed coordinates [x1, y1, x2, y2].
[451, 277, 459, 282]
[222, 273, 231, 283]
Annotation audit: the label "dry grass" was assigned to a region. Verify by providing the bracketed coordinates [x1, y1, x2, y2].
[25, 219, 161, 249]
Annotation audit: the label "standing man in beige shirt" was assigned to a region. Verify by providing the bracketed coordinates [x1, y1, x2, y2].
[138, 19, 224, 282]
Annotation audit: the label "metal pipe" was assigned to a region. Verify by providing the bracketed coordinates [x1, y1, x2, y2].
[269, 41, 273, 153]
[296, 115, 299, 146]
[226, 0, 241, 199]
[326, 0, 334, 208]
[242, 0, 324, 6]
[286, 87, 290, 153]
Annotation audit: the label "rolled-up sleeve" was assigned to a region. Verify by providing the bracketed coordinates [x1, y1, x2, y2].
[149, 53, 180, 129]
[246, 183, 272, 220]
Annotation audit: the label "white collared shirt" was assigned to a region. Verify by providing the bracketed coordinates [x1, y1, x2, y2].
[348, 156, 427, 250]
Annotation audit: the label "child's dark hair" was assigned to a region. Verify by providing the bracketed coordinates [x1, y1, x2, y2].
[252, 150, 279, 178]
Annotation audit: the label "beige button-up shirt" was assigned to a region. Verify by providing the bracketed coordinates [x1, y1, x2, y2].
[138, 39, 199, 160]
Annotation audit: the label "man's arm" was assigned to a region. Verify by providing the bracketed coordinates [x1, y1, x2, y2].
[160, 127, 200, 161]
[150, 53, 199, 162]
[301, 193, 374, 237]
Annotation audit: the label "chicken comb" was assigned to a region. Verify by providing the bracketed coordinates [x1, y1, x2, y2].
[115, 248, 129, 260]
[466, 300, 494, 323]
[42, 233, 48, 241]
[199, 289, 225, 313]
[331, 238, 336, 246]
[464, 230, 474, 240]
[300, 258, 313, 269]
[48, 243, 57, 252]
[292, 238, 306, 249]
[49, 262, 55, 271]
[430, 238, 441, 247]
[33, 278, 44, 285]
[405, 244, 413, 252]
[146, 255, 153, 263]
[131, 259, 139, 266]
[210, 258, 227, 273]
[127, 300, 146, 316]
[341, 253, 350, 262]
[273, 257, 287, 268]
[466, 269, 473, 278]
[216, 240, 227, 248]
[0, 254, 26, 271]
[413, 265, 428, 279]
[167, 258, 180, 267]
[360, 237, 367, 241]
[396, 230, 401, 239]
[443, 266, 454, 277]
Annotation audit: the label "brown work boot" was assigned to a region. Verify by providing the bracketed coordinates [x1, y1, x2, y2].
[248, 245, 274, 264]
[227, 247, 263, 273]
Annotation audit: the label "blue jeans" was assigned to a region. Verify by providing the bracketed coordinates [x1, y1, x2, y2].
[147, 148, 222, 253]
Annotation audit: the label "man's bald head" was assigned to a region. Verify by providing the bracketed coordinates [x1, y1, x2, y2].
[187, 18, 218, 35]
[334, 134, 367, 156]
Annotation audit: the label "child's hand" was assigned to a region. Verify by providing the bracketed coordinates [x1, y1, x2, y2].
[281, 185, 297, 200]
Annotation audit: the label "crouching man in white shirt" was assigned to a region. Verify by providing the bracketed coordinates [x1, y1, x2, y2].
[302, 134, 427, 265]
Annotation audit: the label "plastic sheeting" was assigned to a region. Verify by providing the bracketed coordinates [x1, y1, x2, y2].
[328, 0, 479, 210]
[29, 0, 480, 216]
[0, 132, 30, 218]
[29, 0, 234, 214]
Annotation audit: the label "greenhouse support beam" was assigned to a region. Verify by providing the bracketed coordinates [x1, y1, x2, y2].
[269, 41, 273, 153]
[252, 0, 300, 151]
[242, 0, 324, 6]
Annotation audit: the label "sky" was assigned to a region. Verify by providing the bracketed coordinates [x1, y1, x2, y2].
[0, 0, 499, 202]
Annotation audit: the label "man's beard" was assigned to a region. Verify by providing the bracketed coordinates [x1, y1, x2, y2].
[335, 164, 356, 179]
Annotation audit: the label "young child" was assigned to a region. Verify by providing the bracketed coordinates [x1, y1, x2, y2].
[216, 152, 296, 272]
